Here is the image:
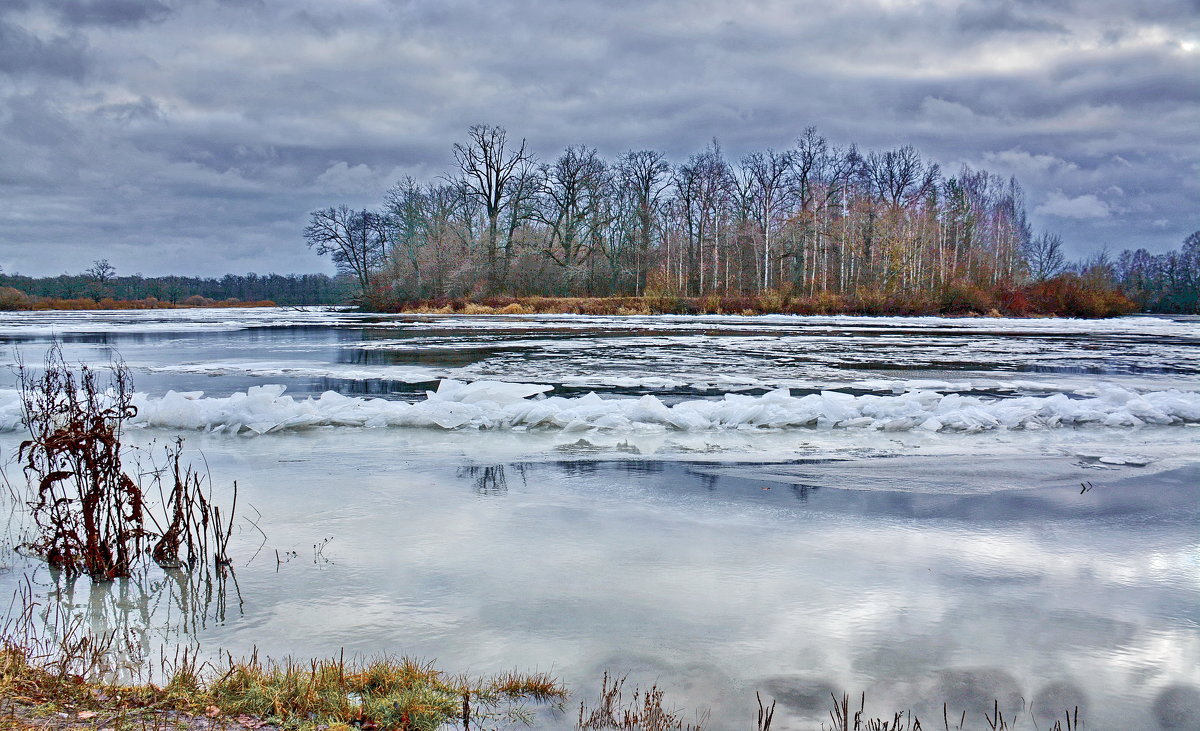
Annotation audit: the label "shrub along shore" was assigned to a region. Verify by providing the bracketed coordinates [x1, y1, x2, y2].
[374, 276, 1136, 319]
[0, 271, 1141, 318]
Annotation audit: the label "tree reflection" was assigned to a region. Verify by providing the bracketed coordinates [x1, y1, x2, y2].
[457, 464, 528, 496]
[27, 562, 243, 681]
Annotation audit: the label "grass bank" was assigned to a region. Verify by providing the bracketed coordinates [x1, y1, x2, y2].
[0, 613, 567, 730]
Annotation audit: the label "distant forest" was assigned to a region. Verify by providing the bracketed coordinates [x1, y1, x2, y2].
[1117, 232, 1200, 314]
[303, 125, 1198, 315]
[0, 268, 351, 307]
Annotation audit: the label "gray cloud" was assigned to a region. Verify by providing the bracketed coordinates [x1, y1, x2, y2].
[955, 2, 1069, 34]
[0, 18, 89, 79]
[0, 0, 1196, 276]
[48, 0, 172, 28]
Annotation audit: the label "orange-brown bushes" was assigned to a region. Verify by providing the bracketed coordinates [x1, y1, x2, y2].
[996, 287, 1034, 316]
[0, 286, 31, 310]
[1028, 274, 1136, 318]
[378, 280, 1137, 319]
[938, 280, 998, 315]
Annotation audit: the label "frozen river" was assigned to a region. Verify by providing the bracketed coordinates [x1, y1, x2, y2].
[1, 308, 1198, 729]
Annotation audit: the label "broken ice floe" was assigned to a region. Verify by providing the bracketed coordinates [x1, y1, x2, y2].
[2, 380, 1198, 436]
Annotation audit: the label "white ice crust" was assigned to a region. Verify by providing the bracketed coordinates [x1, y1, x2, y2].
[5, 380, 1196, 436]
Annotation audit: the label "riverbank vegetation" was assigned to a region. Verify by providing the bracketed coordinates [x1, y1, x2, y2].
[384, 273, 1135, 318]
[1, 346, 568, 729]
[302, 125, 1191, 317]
[1117, 231, 1200, 313]
[0, 608, 568, 730]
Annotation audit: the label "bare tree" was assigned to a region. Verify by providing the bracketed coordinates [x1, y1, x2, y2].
[304, 205, 388, 295]
[452, 124, 535, 293]
[1023, 232, 1066, 282]
[742, 149, 793, 289]
[533, 145, 612, 292]
[383, 177, 431, 298]
[82, 259, 118, 302]
[86, 259, 116, 283]
[672, 140, 730, 294]
[1185, 230, 1200, 255]
[616, 150, 671, 294]
[303, 124, 1081, 309]
[866, 146, 938, 209]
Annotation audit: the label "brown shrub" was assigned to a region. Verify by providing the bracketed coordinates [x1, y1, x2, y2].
[886, 291, 938, 315]
[645, 292, 686, 314]
[1027, 274, 1134, 318]
[850, 288, 890, 315]
[997, 288, 1033, 316]
[938, 281, 997, 315]
[0, 286, 30, 310]
[756, 287, 791, 313]
[461, 303, 496, 314]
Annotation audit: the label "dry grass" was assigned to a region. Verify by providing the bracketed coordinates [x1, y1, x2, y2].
[817, 691, 1086, 731]
[208, 653, 465, 730]
[205, 655, 566, 730]
[490, 670, 565, 699]
[0, 596, 566, 731]
[576, 672, 704, 731]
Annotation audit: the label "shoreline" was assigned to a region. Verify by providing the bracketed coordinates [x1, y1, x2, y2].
[364, 291, 1136, 319]
[0, 299, 278, 312]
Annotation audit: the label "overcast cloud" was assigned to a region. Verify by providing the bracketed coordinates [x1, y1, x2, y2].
[0, 0, 1196, 277]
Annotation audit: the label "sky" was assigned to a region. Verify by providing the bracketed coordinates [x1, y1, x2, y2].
[0, 0, 1197, 278]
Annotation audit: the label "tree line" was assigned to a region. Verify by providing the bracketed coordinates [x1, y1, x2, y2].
[0, 265, 352, 307]
[1115, 232, 1200, 313]
[303, 124, 1193, 314]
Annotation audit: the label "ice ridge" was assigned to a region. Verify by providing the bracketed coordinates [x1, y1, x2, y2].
[2, 380, 1198, 436]
[20, 378, 1200, 436]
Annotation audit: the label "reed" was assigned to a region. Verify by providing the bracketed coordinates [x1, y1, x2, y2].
[577, 672, 705, 731]
[15, 344, 235, 580]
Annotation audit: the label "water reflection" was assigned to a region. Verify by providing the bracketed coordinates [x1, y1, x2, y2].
[453, 457, 1200, 523]
[26, 562, 242, 679]
[1154, 684, 1200, 729]
[60, 565, 238, 629]
[458, 464, 529, 496]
